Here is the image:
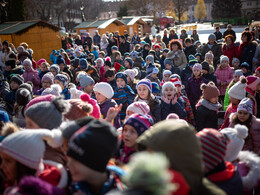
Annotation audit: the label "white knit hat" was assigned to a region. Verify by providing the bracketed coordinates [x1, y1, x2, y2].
[93, 82, 114, 99]
[0, 129, 63, 170]
[228, 76, 247, 100]
[238, 98, 253, 115]
[125, 69, 138, 81]
[162, 81, 176, 94]
[163, 70, 172, 80]
[220, 55, 229, 63]
[221, 124, 248, 162]
[23, 58, 32, 67]
[126, 102, 150, 115]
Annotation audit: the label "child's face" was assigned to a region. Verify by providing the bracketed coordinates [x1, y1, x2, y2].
[229, 96, 240, 105]
[196, 56, 201, 62]
[233, 62, 239, 68]
[23, 63, 31, 71]
[116, 78, 126, 88]
[238, 110, 250, 122]
[209, 97, 218, 104]
[50, 68, 57, 76]
[163, 52, 167, 57]
[241, 67, 247, 73]
[115, 55, 121, 60]
[59, 63, 65, 71]
[94, 91, 107, 103]
[125, 111, 134, 120]
[42, 80, 51, 89]
[206, 56, 213, 63]
[193, 69, 201, 77]
[176, 85, 182, 93]
[146, 59, 152, 64]
[137, 85, 149, 100]
[83, 84, 94, 94]
[163, 87, 175, 100]
[221, 60, 229, 68]
[150, 73, 157, 79]
[234, 75, 240, 82]
[97, 60, 103, 68]
[165, 64, 172, 70]
[41, 64, 48, 72]
[123, 124, 138, 148]
[10, 81, 19, 90]
[0, 152, 16, 183]
[164, 74, 170, 81]
[54, 79, 65, 90]
[106, 76, 114, 82]
[202, 69, 208, 74]
[124, 61, 130, 69]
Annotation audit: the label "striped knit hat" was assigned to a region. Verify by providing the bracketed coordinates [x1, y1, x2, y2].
[196, 128, 230, 173]
[124, 114, 154, 136]
[136, 79, 152, 92]
[126, 102, 150, 115]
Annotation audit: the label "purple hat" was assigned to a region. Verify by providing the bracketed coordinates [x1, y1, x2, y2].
[136, 79, 152, 92]
[192, 63, 202, 72]
[124, 113, 154, 136]
[42, 72, 54, 84]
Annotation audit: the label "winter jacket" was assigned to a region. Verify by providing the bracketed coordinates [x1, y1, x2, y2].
[180, 33, 188, 45]
[177, 93, 195, 125]
[3, 66, 24, 80]
[184, 45, 197, 60]
[23, 67, 40, 94]
[214, 66, 233, 96]
[36, 88, 44, 96]
[203, 73, 218, 87]
[201, 42, 222, 67]
[246, 87, 258, 116]
[167, 50, 187, 71]
[4, 89, 17, 107]
[146, 76, 161, 86]
[161, 98, 187, 120]
[196, 99, 221, 131]
[180, 66, 193, 88]
[95, 65, 106, 82]
[230, 113, 260, 155]
[222, 43, 238, 63]
[223, 29, 237, 41]
[169, 33, 178, 41]
[131, 35, 141, 45]
[99, 99, 121, 129]
[163, 35, 169, 46]
[86, 65, 100, 83]
[141, 49, 150, 62]
[253, 45, 260, 67]
[133, 56, 143, 70]
[50, 53, 56, 64]
[93, 34, 101, 45]
[191, 34, 199, 41]
[186, 76, 208, 108]
[108, 79, 117, 91]
[223, 80, 236, 111]
[0, 51, 14, 69]
[119, 41, 130, 55]
[61, 88, 70, 100]
[214, 31, 223, 41]
[144, 37, 152, 46]
[221, 103, 238, 129]
[113, 85, 135, 120]
[240, 42, 256, 71]
[0, 80, 9, 99]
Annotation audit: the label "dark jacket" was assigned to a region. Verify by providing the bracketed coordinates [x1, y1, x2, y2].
[93, 34, 101, 45]
[223, 29, 236, 41]
[86, 65, 100, 83]
[4, 89, 17, 107]
[141, 49, 149, 62]
[196, 104, 218, 131]
[99, 99, 121, 129]
[39, 70, 49, 80]
[180, 66, 193, 88]
[203, 73, 218, 87]
[108, 79, 117, 91]
[214, 31, 223, 41]
[201, 42, 222, 68]
[0, 80, 9, 99]
[119, 41, 130, 56]
[163, 35, 169, 47]
[3, 66, 24, 80]
[184, 45, 197, 60]
[144, 37, 152, 46]
[169, 34, 178, 41]
[149, 97, 161, 123]
[240, 42, 256, 71]
[161, 98, 187, 120]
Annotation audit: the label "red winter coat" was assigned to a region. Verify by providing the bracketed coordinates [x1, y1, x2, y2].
[222, 43, 238, 64]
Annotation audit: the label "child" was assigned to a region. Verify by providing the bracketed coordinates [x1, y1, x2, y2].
[160, 70, 171, 86]
[223, 70, 243, 111]
[195, 52, 202, 63]
[124, 57, 133, 70]
[115, 113, 153, 164]
[214, 55, 234, 103]
[38, 62, 50, 80]
[79, 58, 100, 83]
[145, 63, 160, 86]
[164, 58, 180, 75]
[180, 55, 198, 88]
[4, 74, 24, 106]
[113, 72, 135, 120]
[240, 62, 252, 77]
[196, 82, 221, 131]
[186, 63, 208, 112]
[201, 61, 217, 86]
[161, 82, 187, 120]
[36, 72, 54, 95]
[56, 55, 72, 79]
[135, 79, 161, 123]
[104, 57, 112, 72]
[112, 51, 124, 65]
[130, 51, 143, 70]
[126, 102, 150, 120]
[159, 48, 169, 70]
[125, 69, 138, 94]
[95, 58, 106, 82]
[78, 74, 95, 96]
[231, 58, 240, 71]
[154, 44, 161, 62]
[221, 76, 247, 129]
[54, 73, 70, 99]
[4, 58, 24, 80]
[22, 59, 40, 94]
[49, 64, 60, 76]
[93, 82, 121, 128]
[104, 69, 117, 90]
[205, 51, 214, 66]
[245, 76, 260, 116]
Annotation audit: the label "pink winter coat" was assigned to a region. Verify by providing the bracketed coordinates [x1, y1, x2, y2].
[23, 67, 40, 93]
[229, 113, 260, 155]
[95, 66, 106, 82]
[214, 66, 233, 95]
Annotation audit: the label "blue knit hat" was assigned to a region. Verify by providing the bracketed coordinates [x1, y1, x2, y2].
[164, 58, 173, 66]
[115, 72, 127, 84]
[188, 55, 198, 66]
[146, 55, 154, 63]
[56, 55, 66, 65]
[123, 113, 154, 136]
[111, 46, 118, 51]
[152, 82, 160, 94]
[241, 62, 249, 70]
[79, 58, 88, 69]
[0, 110, 9, 123]
[136, 79, 152, 92]
[163, 48, 169, 53]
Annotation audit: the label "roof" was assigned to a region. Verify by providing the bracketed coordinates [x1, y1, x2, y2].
[74, 18, 125, 29]
[121, 17, 146, 26]
[0, 20, 61, 35]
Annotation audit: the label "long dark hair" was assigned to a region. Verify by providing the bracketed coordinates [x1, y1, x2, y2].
[234, 114, 252, 130]
[136, 90, 154, 107]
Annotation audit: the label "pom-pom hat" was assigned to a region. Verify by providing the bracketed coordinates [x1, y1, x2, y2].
[126, 102, 150, 115]
[228, 76, 247, 100]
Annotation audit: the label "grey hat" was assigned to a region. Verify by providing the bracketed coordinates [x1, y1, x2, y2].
[25, 96, 70, 129]
[130, 51, 138, 58]
[78, 74, 95, 89]
[208, 34, 216, 40]
[232, 58, 240, 65]
[146, 55, 154, 63]
[234, 69, 243, 77]
[164, 58, 173, 66]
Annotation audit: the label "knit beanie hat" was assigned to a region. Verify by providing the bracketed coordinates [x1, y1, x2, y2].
[124, 57, 133, 68]
[220, 124, 248, 162]
[10, 74, 24, 85]
[37, 59, 47, 67]
[26, 95, 54, 109]
[56, 55, 66, 65]
[41, 84, 62, 97]
[125, 69, 138, 81]
[115, 72, 127, 84]
[162, 81, 176, 94]
[163, 48, 169, 53]
[188, 55, 198, 66]
[80, 93, 100, 120]
[164, 58, 173, 66]
[71, 58, 79, 69]
[201, 82, 220, 101]
[78, 74, 94, 89]
[111, 45, 118, 51]
[192, 63, 202, 72]
[15, 88, 32, 106]
[42, 72, 54, 84]
[208, 34, 216, 40]
[67, 120, 118, 172]
[246, 76, 260, 91]
[0, 129, 63, 170]
[104, 58, 112, 68]
[126, 102, 150, 115]
[201, 61, 210, 72]
[220, 55, 229, 63]
[0, 110, 9, 122]
[136, 79, 152, 92]
[234, 69, 243, 77]
[146, 55, 154, 63]
[54, 74, 69, 87]
[96, 58, 104, 67]
[196, 128, 230, 172]
[146, 64, 159, 76]
[124, 113, 154, 136]
[163, 70, 172, 80]
[152, 82, 160, 94]
[114, 62, 125, 73]
[228, 76, 247, 100]
[170, 74, 181, 81]
[130, 51, 138, 58]
[25, 96, 71, 129]
[205, 51, 214, 59]
[195, 52, 202, 58]
[240, 62, 249, 70]
[23, 59, 32, 67]
[49, 64, 60, 75]
[79, 58, 88, 69]
[93, 82, 114, 99]
[5, 59, 16, 69]
[255, 66, 260, 74]
[237, 98, 253, 115]
[170, 77, 182, 87]
[232, 58, 240, 65]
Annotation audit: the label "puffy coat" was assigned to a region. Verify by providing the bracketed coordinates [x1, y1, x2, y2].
[214, 66, 233, 96]
[161, 99, 187, 120]
[240, 42, 256, 71]
[23, 67, 40, 94]
[166, 50, 187, 71]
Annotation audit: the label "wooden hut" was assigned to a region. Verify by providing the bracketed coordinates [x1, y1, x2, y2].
[0, 20, 61, 63]
[74, 18, 125, 37]
[120, 17, 147, 37]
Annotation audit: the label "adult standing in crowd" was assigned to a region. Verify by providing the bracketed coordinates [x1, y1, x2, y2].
[119, 35, 130, 56]
[222, 35, 238, 63]
[93, 30, 101, 48]
[214, 27, 223, 41]
[223, 24, 237, 41]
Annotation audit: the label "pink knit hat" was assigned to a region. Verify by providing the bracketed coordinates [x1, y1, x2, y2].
[126, 102, 150, 115]
[26, 95, 54, 110]
[192, 63, 202, 72]
[246, 76, 260, 91]
[37, 59, 47, 67]
[81, 93, 101, 119]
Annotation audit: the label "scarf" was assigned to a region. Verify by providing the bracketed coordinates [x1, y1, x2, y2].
[200, 99, 222, 111]
[237, 41, 249, 58]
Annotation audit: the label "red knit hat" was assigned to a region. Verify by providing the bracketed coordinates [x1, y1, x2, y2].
[114, 62, 125, 73]
[154, 44, 161, 50]
[255, 66, 260, 73]
[246, 76, 260, 91]
[170, 77, 182, 87]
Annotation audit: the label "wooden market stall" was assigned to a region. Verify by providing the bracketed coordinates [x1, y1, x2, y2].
[0, 20, 61, 63]
[120, 17, 147, 37]
[74, 19, 125, 37]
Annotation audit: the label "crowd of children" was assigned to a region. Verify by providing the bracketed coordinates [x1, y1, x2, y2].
[0, 25, 259, 195]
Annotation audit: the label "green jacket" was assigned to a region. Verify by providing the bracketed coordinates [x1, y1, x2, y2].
[223, 80, 236, 111]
